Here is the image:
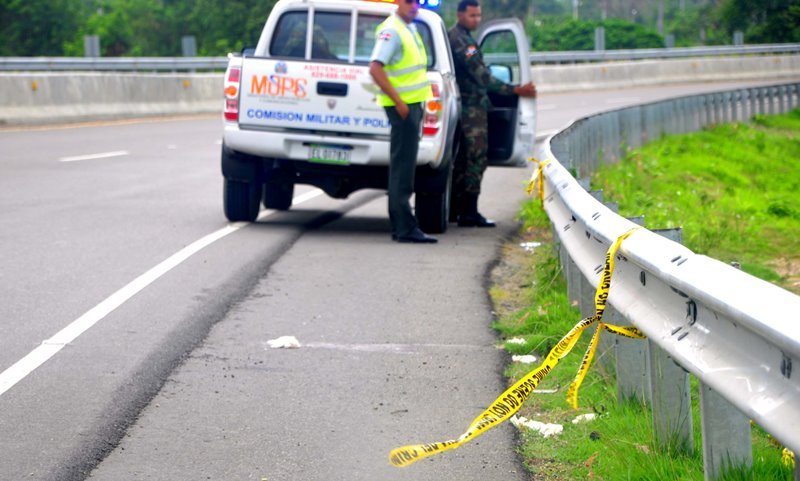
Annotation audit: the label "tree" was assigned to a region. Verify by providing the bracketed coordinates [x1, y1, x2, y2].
[527, 17, 663, 51]
[717, 0, 800, 43]
[0, 0, 86, 56]
[183, 0, 278, 55]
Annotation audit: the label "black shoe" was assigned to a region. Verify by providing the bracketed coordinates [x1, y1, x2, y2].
[395, 228, 438, 243]
[457, 213, 496, 228]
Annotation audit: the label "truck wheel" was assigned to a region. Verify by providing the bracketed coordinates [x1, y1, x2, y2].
[416, 166, 452, 234]
[223, 178, 261, 222]
[263, 180, 294, 210]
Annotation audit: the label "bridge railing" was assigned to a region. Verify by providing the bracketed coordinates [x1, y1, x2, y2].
[534, 81, 800, 480]
[1, 43, 799, 71]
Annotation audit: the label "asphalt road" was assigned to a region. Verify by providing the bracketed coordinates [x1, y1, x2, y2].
[0, 79, 794, 481]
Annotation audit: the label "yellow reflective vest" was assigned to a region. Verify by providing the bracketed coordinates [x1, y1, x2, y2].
[375, 15, 431, 107]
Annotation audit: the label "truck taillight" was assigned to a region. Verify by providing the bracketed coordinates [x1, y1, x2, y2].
[223, 67, 241, 122]
[423, 82, 442, 136]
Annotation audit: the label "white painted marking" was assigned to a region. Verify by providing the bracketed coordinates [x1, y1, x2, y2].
[59, 150, 130, 162]
[0, 189, 325, 397]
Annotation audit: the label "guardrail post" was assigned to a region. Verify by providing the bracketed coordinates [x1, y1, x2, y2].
[715, 93, 725, 124]
[663, 100, 675, 135]
[777, 85, 787, 114]
[699, 383, 752, 480]
[732, 91, 743, 122]
[723, 92, 733, 123]
[701, 95, 712, 127]
[614, 215, 650, 405]
[740, 89, 750, 120]
[84, 35, 100, 58]
[595, 27, 605, 52]
[181, 36, 197, 57]
[696, 95, 706, 130]
[602, 111, 621, 163]
[677, 98, 689, 134]
[700, 261, 752, 480]
[649, 227, 694, 455]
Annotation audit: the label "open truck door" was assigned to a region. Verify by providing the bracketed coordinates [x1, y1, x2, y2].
[477, 18, 536, 166]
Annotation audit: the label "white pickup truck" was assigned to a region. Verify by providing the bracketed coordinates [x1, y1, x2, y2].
[221, 0, 536, 233]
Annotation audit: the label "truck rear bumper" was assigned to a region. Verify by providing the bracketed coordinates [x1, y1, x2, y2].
[223, 123, 441, 167]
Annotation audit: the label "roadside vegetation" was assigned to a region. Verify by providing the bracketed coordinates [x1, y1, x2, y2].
[489, 109, 800, 479]
[1, 0, 798, 56]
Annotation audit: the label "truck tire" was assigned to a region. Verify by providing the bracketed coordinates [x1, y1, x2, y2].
[224, 178, 261, 222]
[263, 180, 294, 210]
[415, 164, 452, 234]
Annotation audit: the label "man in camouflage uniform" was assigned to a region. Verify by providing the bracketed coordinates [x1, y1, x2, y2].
[448, 0, 536, 227]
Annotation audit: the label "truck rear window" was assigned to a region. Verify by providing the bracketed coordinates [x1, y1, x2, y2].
[270, 10, 434, 68]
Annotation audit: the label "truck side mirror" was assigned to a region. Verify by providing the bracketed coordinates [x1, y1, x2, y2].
[488, 64, 512, 84]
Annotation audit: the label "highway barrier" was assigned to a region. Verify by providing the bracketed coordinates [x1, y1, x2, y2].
[1, 54, 800, 126]
[535, 81, 800, 480]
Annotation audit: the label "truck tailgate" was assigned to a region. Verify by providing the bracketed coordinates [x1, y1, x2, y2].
[238, 58, 390, 135]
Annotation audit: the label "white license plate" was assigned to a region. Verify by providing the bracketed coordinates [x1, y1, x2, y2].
[308, 144, 352, 165]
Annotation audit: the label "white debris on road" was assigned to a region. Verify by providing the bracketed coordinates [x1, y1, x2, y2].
[506, 337, 527, 345]
[572, 413, 598, 424]
[266, 336, 301, 349]
[510, 415, 563, 438]
[519, 241, 542, 252]
[511, 354, 538, 364]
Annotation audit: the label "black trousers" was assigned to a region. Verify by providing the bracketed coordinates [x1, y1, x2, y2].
[384, 102, 423, 237]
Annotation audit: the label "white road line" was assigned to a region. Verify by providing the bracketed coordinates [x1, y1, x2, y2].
[0, 189, 325, 397]
[59, 150, 130, 162]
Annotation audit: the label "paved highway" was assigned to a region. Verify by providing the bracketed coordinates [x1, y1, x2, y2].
[0, 79, 793, 480]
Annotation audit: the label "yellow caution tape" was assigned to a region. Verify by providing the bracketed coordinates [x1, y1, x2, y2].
[526, 158, 552, 203]
[388, 227, 642, 468]
[566, 322, 603, 409]
[782, 447, 795, 468]
[566, 228, 645, 409]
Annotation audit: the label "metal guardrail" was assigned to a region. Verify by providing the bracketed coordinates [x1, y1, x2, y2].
[535, 81, 800, 479]
[528, 43, 800, 63]
[0, 57, 229, 71]
[2, 43, 799, 71]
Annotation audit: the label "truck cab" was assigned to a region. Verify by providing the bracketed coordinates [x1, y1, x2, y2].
[221, 0, 535, 233]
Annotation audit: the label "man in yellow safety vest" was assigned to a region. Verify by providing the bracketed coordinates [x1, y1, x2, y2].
[369, 0, 437, 244]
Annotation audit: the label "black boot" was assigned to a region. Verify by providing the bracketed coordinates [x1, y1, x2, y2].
[457, 193, 496, 227]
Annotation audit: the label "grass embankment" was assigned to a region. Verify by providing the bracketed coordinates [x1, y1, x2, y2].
[490, 109, 800, 480]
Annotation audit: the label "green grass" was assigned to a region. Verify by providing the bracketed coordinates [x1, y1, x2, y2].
[492, 109, 800, 480]
[590, 109, 800, 291]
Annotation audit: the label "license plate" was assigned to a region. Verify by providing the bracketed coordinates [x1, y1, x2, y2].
[308, 144, 352, 165]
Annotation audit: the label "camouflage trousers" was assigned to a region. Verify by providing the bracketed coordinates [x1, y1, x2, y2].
[453, 105, 488, 196]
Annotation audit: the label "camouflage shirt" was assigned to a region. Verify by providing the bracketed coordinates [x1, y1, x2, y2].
[448, 23, 515, 110]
